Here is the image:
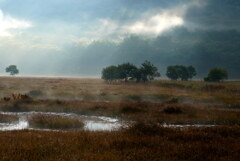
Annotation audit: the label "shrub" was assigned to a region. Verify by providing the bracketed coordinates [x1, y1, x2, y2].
[28, 90, 44, 97]
[165, 98, 179, 104]
[4, 102, 26, 112]
[126, 122, 171, 136]
[120, 106, 144, 114]
[125, 95, 142, 102]
[162, 105, 183, 114]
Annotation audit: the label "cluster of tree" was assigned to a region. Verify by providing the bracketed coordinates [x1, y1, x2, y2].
[102, 60, 160, 82]
[6, 65, 19, 76]
[166, 65, 196, 81]
[102, 61, 230, 83]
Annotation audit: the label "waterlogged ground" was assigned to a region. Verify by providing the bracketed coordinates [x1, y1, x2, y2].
[0, 111, 220, 132]
[0, 112, 123, 131]
[0, 78, 239, 130]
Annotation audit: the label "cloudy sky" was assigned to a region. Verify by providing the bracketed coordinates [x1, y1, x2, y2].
[0, 0, 239, 76]
[0, 0, 199, 42]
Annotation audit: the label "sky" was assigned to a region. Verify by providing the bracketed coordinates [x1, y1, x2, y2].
[0, 0, 198, 42]
[0, 0, 239, 76]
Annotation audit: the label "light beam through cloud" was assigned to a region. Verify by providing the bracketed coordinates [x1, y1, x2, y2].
[0, 9, 32, 37]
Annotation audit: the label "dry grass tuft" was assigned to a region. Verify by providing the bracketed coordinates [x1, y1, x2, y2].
[28, 114, 84, 130]
[0, 114, 18, 123]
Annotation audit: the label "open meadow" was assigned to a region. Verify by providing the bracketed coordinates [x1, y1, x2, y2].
[0, 76, 239, 160]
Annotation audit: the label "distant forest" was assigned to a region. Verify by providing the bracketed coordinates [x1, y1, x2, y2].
[62, 27, 240, 78]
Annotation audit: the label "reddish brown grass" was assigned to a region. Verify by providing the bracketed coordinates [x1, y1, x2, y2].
[0, 125, 239, 161]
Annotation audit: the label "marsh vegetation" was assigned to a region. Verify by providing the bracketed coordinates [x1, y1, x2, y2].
[0, 77, 239, 160]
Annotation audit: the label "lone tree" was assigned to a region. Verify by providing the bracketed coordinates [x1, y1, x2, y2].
[6, 65, 19, 76]
[166, 65, 196, 81]
[204, 68, 228, 82]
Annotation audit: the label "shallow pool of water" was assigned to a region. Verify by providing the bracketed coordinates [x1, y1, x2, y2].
[0, 112, 123, 131]
[0, 112, 218, 131]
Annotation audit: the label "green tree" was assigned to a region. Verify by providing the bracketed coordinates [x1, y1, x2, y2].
[166, 65, 197, 81]
[117, 63, 138, 81]
[187, 66, 197, 79]
[140, 60, 160, 82]
[101, 65, 119, 82]
[205, 68, 228, 82]
[101, 61, 160, 83]
[176, 65, 189, 81]
[6, 65, 19, 76]
[166, 66, 179, 80]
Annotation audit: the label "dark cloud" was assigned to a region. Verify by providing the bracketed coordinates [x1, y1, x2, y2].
[0, 0, 190, 23]
[1, 0, 239, 30]
[0, 0, 240, 77]
[184, 0, 240, 30]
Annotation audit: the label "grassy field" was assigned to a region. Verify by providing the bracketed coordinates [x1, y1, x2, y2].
[0, 76, 240, 125]
[0, 76, 239, 160]
[0, 125, 239, 161]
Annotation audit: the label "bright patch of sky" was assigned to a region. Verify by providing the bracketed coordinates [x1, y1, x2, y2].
[0, 10, 32, 37]
[0, 0, 205, 53]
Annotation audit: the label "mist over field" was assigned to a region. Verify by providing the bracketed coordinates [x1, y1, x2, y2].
[1, 1, 240, 160]
[0, 0, 239, 78]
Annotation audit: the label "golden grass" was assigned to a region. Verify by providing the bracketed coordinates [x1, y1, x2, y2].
[0, 77, 239, 106]
[0, 77, 240, 160]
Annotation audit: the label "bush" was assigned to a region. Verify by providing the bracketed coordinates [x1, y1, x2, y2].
[4, 102, 26, 112]
[126, 122, 171, 136]
[120, 106, 144, 114]
[28, 90, 44, 97]
[162, 105, 183, 114]
[165, 98, 179, 104]
[125, 95, 142, 101]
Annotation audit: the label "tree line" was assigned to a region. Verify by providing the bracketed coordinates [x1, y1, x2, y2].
[4, 63, 229, 82]
[102, 61, 229, 83]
